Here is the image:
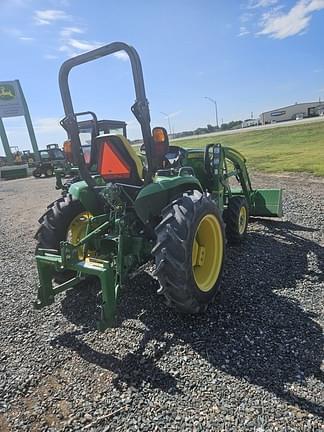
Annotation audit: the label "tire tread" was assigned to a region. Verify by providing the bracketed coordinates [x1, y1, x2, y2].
[153, 190, 225, 314]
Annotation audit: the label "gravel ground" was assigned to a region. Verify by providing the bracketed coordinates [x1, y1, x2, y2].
[0, 173, 323, 431]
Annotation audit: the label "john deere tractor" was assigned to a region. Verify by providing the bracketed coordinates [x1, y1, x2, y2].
[32, 144, 68, 178]
[34, 42, 282, 330]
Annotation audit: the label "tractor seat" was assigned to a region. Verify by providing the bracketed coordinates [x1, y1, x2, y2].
[96, 134, 143, 185]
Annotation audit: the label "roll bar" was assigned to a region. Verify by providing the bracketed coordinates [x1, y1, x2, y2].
[60, 111, 99, 136]
[58, 42, 155, 186]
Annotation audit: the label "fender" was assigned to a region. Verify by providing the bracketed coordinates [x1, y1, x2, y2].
[134, 175, 203, 223]
[68, 180, 102, 215]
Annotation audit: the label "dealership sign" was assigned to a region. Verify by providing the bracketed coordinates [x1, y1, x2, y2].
[0, 81, 24, 118]
[0, 79, 40, 162]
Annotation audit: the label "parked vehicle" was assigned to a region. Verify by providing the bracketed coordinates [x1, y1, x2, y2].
[32, 144, 69, 177]
[34, 42, 283, 331]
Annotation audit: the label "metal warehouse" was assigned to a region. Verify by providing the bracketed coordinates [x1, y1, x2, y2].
[261, 101, 324, 124]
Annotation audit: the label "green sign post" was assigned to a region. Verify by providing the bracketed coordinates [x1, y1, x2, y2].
[0, 80, 40, 162]
[0, 117, 12, 162]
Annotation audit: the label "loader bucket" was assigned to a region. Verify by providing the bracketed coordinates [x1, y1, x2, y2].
[251, 189, 283, 217]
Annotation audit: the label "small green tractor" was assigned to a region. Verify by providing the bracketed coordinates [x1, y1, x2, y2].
[34, 42, 282, 330]
[33, 144, 69, 178]
[57, 115, 127, 178]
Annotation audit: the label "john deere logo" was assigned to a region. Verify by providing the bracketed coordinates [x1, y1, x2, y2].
[0, 84, 15, 101]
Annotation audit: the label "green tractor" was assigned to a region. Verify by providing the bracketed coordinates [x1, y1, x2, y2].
[76, 117, 128, 166]
[33, 144, 69, 178]
[60, 114, 127, 170]
[55, 116, 128, 185]
[34, 42, 282, 331]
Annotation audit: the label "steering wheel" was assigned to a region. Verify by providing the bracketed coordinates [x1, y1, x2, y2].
[164, 146, 186, 167]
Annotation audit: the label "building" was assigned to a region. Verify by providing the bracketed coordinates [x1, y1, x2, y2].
[260, 101, 324, 124]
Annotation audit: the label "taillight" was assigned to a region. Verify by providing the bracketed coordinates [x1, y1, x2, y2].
[63, 140, 73, 162]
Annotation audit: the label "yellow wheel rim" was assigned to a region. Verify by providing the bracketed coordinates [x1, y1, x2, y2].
[67, 212, 93, 260]
[192, 214, 224, 292]
[238, 206, 247, 235]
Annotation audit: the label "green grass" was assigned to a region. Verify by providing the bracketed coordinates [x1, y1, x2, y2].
[173, 121, 324, 176]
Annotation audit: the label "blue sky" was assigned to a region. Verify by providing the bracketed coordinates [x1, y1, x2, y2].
[0, 0, 324, 153]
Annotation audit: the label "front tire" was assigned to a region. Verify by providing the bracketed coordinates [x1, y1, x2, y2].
[224, 196, 249, 244]
[33, 168, 41, 178]
[45, 166, 54, 177]
[152, 190, 225, 314]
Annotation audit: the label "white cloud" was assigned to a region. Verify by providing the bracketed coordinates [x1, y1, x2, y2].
[58, 38, 129, 61]
[19, 36, 34, 41]
[58, 37, 103, 57]
[113, 51, 129, 61]
[258, 0, 324, 38]
[6, 117, 61, 133]
[248, 0, 279, 8]
[238, 26, 251, 36]
[60, 26, 84, 38]
[4, 117, 66, 151]
[1, 28, 35, 42]
[56, 28, 126, 61]
[33, 117, 61, 132]
[66, 38, 101, 51]
[34, 9, 69, 25]
[240, 12, 254, 22]
[58, 43, 129, 61]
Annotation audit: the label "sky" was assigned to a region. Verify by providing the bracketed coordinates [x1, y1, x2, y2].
[0, 0, 324, 154]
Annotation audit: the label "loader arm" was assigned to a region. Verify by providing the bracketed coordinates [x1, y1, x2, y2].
[223, 147, 253, 206]
[224, 147, 282, 217]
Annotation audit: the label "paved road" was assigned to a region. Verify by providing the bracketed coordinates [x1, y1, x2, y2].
[171, 115, 324, 142]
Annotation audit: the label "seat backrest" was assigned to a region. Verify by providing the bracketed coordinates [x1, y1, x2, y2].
[96, 134, 143, 184]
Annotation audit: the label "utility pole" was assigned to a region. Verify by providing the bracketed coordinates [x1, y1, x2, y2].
[204, 96, 219, 128]
[160, 111, 172, 137]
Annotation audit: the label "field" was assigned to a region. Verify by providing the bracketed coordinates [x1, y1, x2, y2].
[173, 120, 324, 176]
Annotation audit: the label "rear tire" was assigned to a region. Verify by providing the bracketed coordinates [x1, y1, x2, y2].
[224, 196, 249, 244]
[152, 190, 225, 314]
[35, 195, 86, 281]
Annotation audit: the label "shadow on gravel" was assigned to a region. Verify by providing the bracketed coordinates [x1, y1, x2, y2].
[52, 328, 179, 394]
[54, 282, 180, 394]
[53, 219, 324, 416]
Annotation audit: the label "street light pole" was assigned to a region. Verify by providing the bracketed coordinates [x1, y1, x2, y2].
[160, 111, 172, 137]
[204, 96, 219, 128]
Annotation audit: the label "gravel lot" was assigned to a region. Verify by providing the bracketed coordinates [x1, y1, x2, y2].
[0, 173, 323, 431]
